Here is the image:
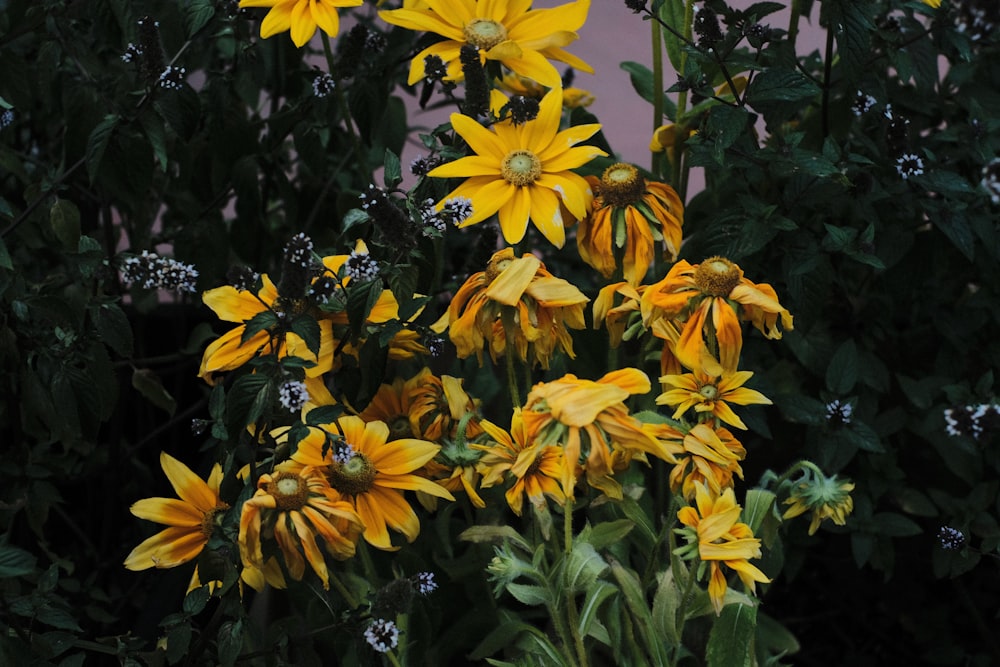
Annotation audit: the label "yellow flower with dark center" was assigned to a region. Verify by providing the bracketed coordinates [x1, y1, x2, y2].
[427, 88, 606, 248]
[360, 368, 482, 442]
[521, 369, 675, 499]
[676, 483, 770, 615]
[238, 467, 363, 589]
[660, 423, 746, 500]
[657, 370, 772, 430]
[239, 0, 363, 47]
[640, 256, 793, 374]
[475, 410, 566, 516]
[783, 474, 855, 535]
[578, 162, 685, 285]
[496, 73, 595, 109]
[379, 0, 593, 88]
[198, 274, 335, 385]
[124, 453, 229, 592]
[287, 415, 454, 550]
[436, 247, 589, 368]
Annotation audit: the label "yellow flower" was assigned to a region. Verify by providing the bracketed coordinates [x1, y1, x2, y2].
[124, 452, 229, 591]
[521, 369, 675, 499]
[476, 410, 566, 516]
[657, 370, 771, 430]
[239, 0, 363, 47]
[783, 474, 855, 535]
[921, 0, 941, 7]
[436, 247, 589, 368]
[640, 256, 793, 374]
[238, 467, 363, 589]
[661, 423, 746, 500]
[676, 484, 770, 615]
[379, 0, 593, 88]
[578, 163, 684, 285]
[198, 274, 334, 385]
[360, 368, 481, 442]
[496, 73, 594, 108]
[287, 415, 454, 550]
[428, 88, 606, 248]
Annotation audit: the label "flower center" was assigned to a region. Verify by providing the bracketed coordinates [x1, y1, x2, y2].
[599, 163, 646, 207]
[389, 415, 413, 440]
[485, 249, 517, 284]
[200, 504, 230, 539]
[328, 453, 377, 496]
[693, 257, 741, 297]
[501, 150, 542, 187]
[463, 18, 508, 51]
[270, 472, 309, 511]
[698, 384, 719, 401]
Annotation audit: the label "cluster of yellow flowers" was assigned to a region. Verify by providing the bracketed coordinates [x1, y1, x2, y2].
[124, 0, 855, 619]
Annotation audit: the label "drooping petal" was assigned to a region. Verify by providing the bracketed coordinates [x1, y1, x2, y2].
[160, 452, 219, 512]
[124, 526, 206, 570]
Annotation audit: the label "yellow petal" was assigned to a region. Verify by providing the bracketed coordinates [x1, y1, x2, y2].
[485, 254, 541, 305]
[130, 498, 204, 527]
[160, 452, 218, 512]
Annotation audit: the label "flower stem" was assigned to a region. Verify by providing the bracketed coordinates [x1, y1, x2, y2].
[562, 497, 589, 667]
[788, 0, 802, 48]
[651, 18, 664, 177]
[321, 32, 371, 184]
[329, 571, 359, 609]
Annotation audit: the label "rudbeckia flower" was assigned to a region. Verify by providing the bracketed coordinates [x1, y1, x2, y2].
[660, 423, 746, 500]
[521, 369, 675, 499]
[578, 163, 685, 285]
[124, 452, 229, 591]
[427, 88, 606, 248]
[657, 369, 772, 430]
[640, 256, 793, 374]
[436, 247, 588, 368]
[360, 368, 482, 442]
[783, 473, 855, 535]
[287, 415, 454, 550]
[239, 467, 364, 589]
[239, 0, 363, 47]
[676, 483, 770, 615]
[475, 409, 567, 516]
[379, 0, 593, 88]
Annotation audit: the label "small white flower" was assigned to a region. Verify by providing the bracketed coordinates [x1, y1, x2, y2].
[345, 249, 379, 282]
[364, 619, 400, 654]
[443, 197, 474, 226]
[895, 153, 924, 180]
[121, 251, 199, 293]
[312, 72, 335, 98]
[277, 380, 309, 413]
[825, 399, 853, 424]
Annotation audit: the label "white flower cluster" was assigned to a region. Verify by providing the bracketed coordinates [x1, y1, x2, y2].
[443, 197, 474, 226]
[345, 249, 379, 282]
[283, 232, 314, 268]
[417, 198, 446, 237]
[412, 571, 437, 596]
[851, 90, 876, 117]
[0, 109, 13, 129]
[277, 380, 308, 413]
[364, 618, 399, 654]
[937, 526, 966, 551]
[120, 250, 199, 293]
[980, 158, 1000, 204]
[122, 43, 143, 63]
[312, 72, 335, 98]
[944, 402, 1000, 440]
[895, 153, 924, 180]
[332, 441, 356, 466]
[825, 399, 853, 424]
[158, 66, 186, 90]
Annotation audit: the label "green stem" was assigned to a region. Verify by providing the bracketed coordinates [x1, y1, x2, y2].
[329, 570, 359, 609]
[651, 19, 664, 176]
[672, 0, 696, 194]
[321, 33, 371, 184]
[788, 0, 802, 48]
[503, 310, 522, 409]
[563, 497, 589, 667]
[820, 6, 835, 140]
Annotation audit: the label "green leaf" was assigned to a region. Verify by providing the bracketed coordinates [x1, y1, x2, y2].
[0, 237, 12, 270]
[872, 512, 922, 537]
[706, 602, 757, 667]
[578, 581, 617, 640]
[620, 61, 677, 120]
[184, 0, 215, 37]
[289, 314, 321, 357]
[844, 420, 884, 453]
[341, 208, 370, 233]
[580, 519, 634, 551]
[742, 489, 776, 535]
[226, 373, 271, 430]
[131, 368, 177, 416]
[825, 339, 858, 394]
[609, 560, 669, 666]
[747, 69, 819, 105]
[656, 1, 687, 71]
[346, 280, 382, 338]
[458, 526, 531, 552]
[564, 542, 608, 593]
[86, 115, 119, 184]
[0, 543, 37, 578]
[49, 199, 81, 250]
[304, 403, 342, 426]
[139, 111, 169, 172]
[94, 303, 134, 357]
[652, 566, 681, 645]
[217, 618, 244, 667]
[383, 148, 402, 189]
[182, 585, 210, 616]
[932, 211, 975, 262]
[505, 583, 550, 606]
[240, 310, 278, 345]
[165, 622, 192, 664]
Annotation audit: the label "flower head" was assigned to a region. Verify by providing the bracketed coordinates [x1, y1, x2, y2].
[657, 370, 771, 430]
[578, 163, 684, 285]
[782, 472, 855, 535]
[428, 88, 606, 248]
[287, 415, 453, 550]
[436, 247, 589, 368]
[676, 484, 770, 614]
[238, 467, 364, 589]
[379, 0, 593, 88]
[661, 423, 746, 500]
[239, 0, 363, 47]
[124, 453, 229, 592]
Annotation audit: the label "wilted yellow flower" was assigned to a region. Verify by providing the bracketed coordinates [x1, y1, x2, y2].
[427, 88, 605, 248]
[660, 423, 746, 500]
[640, 256, 792, 374]
[783, 474, 855, 535]
[436, 248, 589, 369]
[657, 369, 771, 430]
[379, 0, 593, 88]
[676, 483, 770, 615]
[238, 467, 363, 590]
[239, 0, 363, 47]
[578, 162, 684, 285]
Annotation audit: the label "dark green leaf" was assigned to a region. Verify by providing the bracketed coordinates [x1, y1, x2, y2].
[217, 618, 244, 667]
[747, 69, 819, 105]
[0, 237, 12, 270]
[289, 315, 321, 357]
[85, 115, 119, 184]
[620, 61, 676, 120]
[0, 543, 37, 578]
[49, 199, 81, 250]
[825, 339, 858, 394]
[383, 148, 402, 189]
[872, 512, 922, 537]
[304, 403, 342, 426]
[706, 603, 757, 667]
[182, 585, 210, 616]
[94, 303, 134, 357]
[184, 0, 215, 37]
[131, 368, 177, 416]
[580, 519, 634, 551]
[240, 310, 279, 345]
[165, 622, 192, 664]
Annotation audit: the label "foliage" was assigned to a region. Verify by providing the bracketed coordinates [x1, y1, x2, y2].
[1, 0, 999, 665]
